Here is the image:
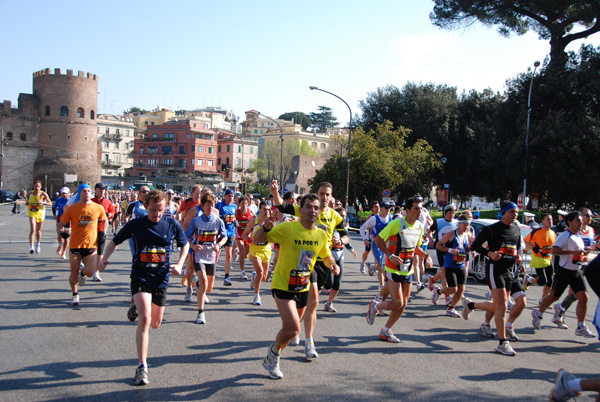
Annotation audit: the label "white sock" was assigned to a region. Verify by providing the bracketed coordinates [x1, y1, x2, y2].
[567, 378, 582, 392]
[506, 321, 513, 328]
[138, 362, 147, 369]
[578, 322, 585, 328]
[305, 337, 313, 345]
[383, 326, 390, 332]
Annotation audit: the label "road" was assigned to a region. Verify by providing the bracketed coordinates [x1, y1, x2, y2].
[0, 205, 598, 401]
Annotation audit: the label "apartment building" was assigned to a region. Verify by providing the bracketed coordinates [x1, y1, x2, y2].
[97, 114, 136, 177]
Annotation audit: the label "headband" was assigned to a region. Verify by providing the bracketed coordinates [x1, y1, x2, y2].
[73, 184, 91, 204]
[458, 219, 471, 224]
[502, 202, 518, 214]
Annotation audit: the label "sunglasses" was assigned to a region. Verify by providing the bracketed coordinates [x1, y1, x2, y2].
[582, 214, 591, 218]
[140, 190, 149, 193]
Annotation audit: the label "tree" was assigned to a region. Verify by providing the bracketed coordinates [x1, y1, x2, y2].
[309, 106, 339, 133]
[123, 106, 149, 115]
[253, 139, 319, 184]
[430, 1, 600, 70]
[278, 112, 311, 130]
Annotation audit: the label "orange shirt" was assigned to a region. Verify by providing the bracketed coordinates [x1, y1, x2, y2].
[60, 202, 107, 249]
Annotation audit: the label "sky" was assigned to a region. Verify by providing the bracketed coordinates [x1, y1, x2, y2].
[1, 0, 599, 125]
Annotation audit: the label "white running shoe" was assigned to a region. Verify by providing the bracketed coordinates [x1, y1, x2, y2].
[366, 300, 379, 325]
[305, 342, 319, 360]
[428, 275, 435, 291]
[223, 276, 232, 286]
[506, 326, 520, 342]
[462, 298, 472, 320]
[71, 294, 80, 305]
[507, 297, 515, 311]
[575, 323, 595, 338]
[184, 287, 193, 302]
[550, 369, 580, 401]
[532, 310, 543, 330]
[445, 307, 461, 318]
[431, 287, 441, 305]
[479, 323, 494, 338]
[262, 347, 283, 379]
[92, 271, 102, 282]
[251, 271, 256, 289]
[360, 263, 366, 274]
[485, 290, 493, 300]
[290, 334, 300, 346]
[195, 312, 206, 324]
[240, 271, 248, 280]
[253, 294, 262, 305]
[367, 263, 376, 276]
[35, 243, 41, 254]
[496, 340, 516, 356]
[78, 271, 86, 287]
[324, 301, 337, 312]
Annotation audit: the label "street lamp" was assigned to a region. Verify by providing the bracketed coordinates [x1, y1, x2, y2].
[309, 86, 352, 209]
[257, 113, 284, 190]
[522, 60, 541, 223]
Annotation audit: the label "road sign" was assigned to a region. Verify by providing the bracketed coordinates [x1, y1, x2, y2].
[517, 194, 524, 209]
[382, 189, 390, 197]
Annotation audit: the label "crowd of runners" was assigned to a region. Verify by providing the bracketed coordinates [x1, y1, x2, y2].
[16, 179, 600, 400]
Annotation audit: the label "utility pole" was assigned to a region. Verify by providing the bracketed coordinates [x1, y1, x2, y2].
[0, 129, 4, 190]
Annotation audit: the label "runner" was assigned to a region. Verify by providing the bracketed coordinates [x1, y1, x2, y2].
[549, 369, 600, 401]
[234, 195, 254, 281]
[254, 193, 339, 379]
[111, 193, 122, 234]
[427, 204, 458, 291]
[52, 187, 71, 259]
[532, 211, 596, 338]
[243, 201, 272, 305]
[163, 189, 179, 218]
[216, 189, 238, 285]
[433, 213, 472, 317]
[26, 180, 51, 254]
[179, 185, 203, 299]
[360, 200, 392, 290]
[98, 189, 189, 386]
[414, 200, 433, 292]
[271, 180, 349, 359]
[360, 201, 380, 275]
[366, 196, 430, 343]
[469, 201, 522, 356]
[57, 184, 108, 305]
[184, 192, 226, 324]
[523, 214, 556, 301]
[91, 183, 115, 282]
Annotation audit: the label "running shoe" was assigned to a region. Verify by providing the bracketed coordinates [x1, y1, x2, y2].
[181, 268, 187, 286]
[445, 295, 453, 305]
[523, 274, 532, 290]
[223, 276, 232, 286]
[549, 369, 580, 402]
[134, 366, 149, 386]
[379, 328, 400, 343]
[506, 326, 519, 342]
[428, 275, 435, 291]
[262, 347, 283, 379]
[305, 342, 319, 359]
[195, 312, 206, 324]
[531, 310, 543, 330]
[57, 245, 62, 255]
[366, 300, 379, 325]
[553, 303, 565, 321]
[192, 275, 198, 288]
[479, 323, 494, 338]
[462, 297, 472, 320]
[71, 294, 80, 306]
[324, 301, 337, 312]
[446, 307, 461, 318]
[29, 246, 35, 254]
[92, 271, 102, 282]
[290, 334, 300, 346]
[431, 287, 441, 305]
[551, 316, 569, 329]
[360, 263, 366, 274]
[253, 294, 262, 306]
[496, 340, 516, 356]
[127, 302, 138, 322]
[321, 288, 331, 295]
[367, 263, 376, 276]
[184, 286, 193, 302]
[485, 290, 493, 300]
[416, 282, 426, 293]
[507, 297, 515, 311]
[233, 248, 239, 262]
[375, 294, 383, 303]
[240, 271, 248, 280]
[35, 243, 41, 254]
[575, 324, 595, 338]
[204, 294, 209, 304]
[251, 271, 256, 289]
[266, 269, 273, 282]
[61, 251, 66, 259]
[78, 271, 86, 287]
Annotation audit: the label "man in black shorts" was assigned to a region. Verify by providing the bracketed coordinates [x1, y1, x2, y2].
[470, 201, 522, 356]
[98, 190, 189, 386]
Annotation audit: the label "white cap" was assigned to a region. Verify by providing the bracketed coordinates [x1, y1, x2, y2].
[557, 209, 568, 216]
[60, 187, 70, 194]
[524, 212, 535, 218]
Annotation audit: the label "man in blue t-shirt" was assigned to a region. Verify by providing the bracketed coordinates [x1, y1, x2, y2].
[216, 189, 238, 286]
[98, 189, 189, 386]
[53, 187, 71, 259]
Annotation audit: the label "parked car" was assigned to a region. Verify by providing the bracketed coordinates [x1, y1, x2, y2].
[346, 212, 362, 232]
[0, 190, 16, 204]
[427, 218, 533, 283]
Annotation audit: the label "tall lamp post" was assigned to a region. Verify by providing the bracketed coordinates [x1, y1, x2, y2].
[309, 86, 352, 209]
[522, 60, 541, 223]
[257, 113, 284, 191]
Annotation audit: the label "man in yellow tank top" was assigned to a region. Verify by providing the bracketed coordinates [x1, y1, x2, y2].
[26, 180, 51, 254]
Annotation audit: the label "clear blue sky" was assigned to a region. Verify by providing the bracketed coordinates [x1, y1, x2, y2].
[1, 0, 599, 125]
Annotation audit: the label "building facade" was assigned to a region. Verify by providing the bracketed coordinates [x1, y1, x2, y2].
[216, 131, 258, 190]
[97, 114, 136, 177]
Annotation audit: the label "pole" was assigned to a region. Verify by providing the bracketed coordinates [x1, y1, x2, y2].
[309, 86, 352, 209]
[522, 61, 540, 223]
[0, 129, 4, 190]
[257, 113, 284, 192]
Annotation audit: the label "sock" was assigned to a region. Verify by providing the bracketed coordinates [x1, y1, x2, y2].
[225, 274, 230, 278]
[305, 337, 314, 345]
[436, 288, 441, 295]
[506, 321, 513, 328]
[198, 309, 203, 314]
[468, 302, 475, 310]
[482, 321, 489, 326]
[578, 322, 585, 328]
[383, 326, 390, 332]
[499, 338, 506, 344]
[567, 378, 582, 393]
[270, 344, 280, 355]
[138, 362, 147, 369]
[73, 292, 78, 296]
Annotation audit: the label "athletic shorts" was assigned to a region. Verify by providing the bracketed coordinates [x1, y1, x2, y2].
[310, 260, 329, 290]
[552, 266, 587, 298]
[372, 246, 385, 266]
[29, 211, 45, 223]
[96, 232, 106, 255]
[272, 288, 308, 309]
[534, 266, 554, 287]
[364, 240, 371, 252]
[193, 262, 215, 276]
[487, 263, 513, 291]
[70, 248, 97, 258]
[386, 271, 413, 283]
[131, 279, 167, 307]
[223, 235, 234, 248]
[250, 248, 272, 263]
[445, 266, 467, 287]
[510, 274, 526, 299]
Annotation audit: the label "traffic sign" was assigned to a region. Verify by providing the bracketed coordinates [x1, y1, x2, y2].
[382, 189, 390, 197]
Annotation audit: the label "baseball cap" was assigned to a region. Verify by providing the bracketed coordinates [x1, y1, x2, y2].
[380, 201, 395, 209]
[524, 212, 535, 218]
[94, 182, 106, 189]
[60, 187, 70, 194]
[444, 204, 457, 212]
[224, 189, 234, 196]
[283, 191, 294, 200]
[557, 209, 568, 216]
[166, 189, 174, 194]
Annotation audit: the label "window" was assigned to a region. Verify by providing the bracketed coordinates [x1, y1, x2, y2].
[60, 106, 69, 117]
[217, 157, 221, 165]
[162, 146, 172, 154]
[218, 145, 221, 152]
[148, 146, 158, 155]
[207, 160, 213, 167]
[45, 106, 50, 116]
[148, 158, 158, 166]
[140, 146, 144, 155]
[6, 132, 13, 140]
[250, 146, 254, 154]
[254, 130, 257, 134]
[162, 159, 172, 166]
[238, 145, 242, 153]
[197, 159, 203, 165]
[205, 134, 213, 141]
[151, 133, 158, 138]
[191, 159, 194, 165]
[77, 108, 84, 118]
[126, 130, 130, 136]
[208, 147, 214, 154]
[260, 130, 263, 134]
[165, 132, 175, 139]
[204, 123, 209, 129]
[226, 157, 229, 165]
[321, 143, 326, 149]
[90, 110, 95, 119]
[191, 145, 194, 152]
[20, 133, 26, 141]
[194, 133, 201, 139]
[106, 128, 110, 134]
[105, 141, 109, 148]
[186, 132, 191, 138]
[198, 146, 204, 153]
[179, 145, 185, 154]
[115, 142, 119, 149]
[261, 123, 264, 127]
[116, 129, 120, 135]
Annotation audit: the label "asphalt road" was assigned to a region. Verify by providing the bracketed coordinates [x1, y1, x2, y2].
[0, 205, 598, 402]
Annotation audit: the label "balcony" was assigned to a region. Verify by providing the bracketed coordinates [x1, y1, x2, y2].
[102, 133, 123, 141]
[102, 159, 122, 168]
[144, 137, 177, 142]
